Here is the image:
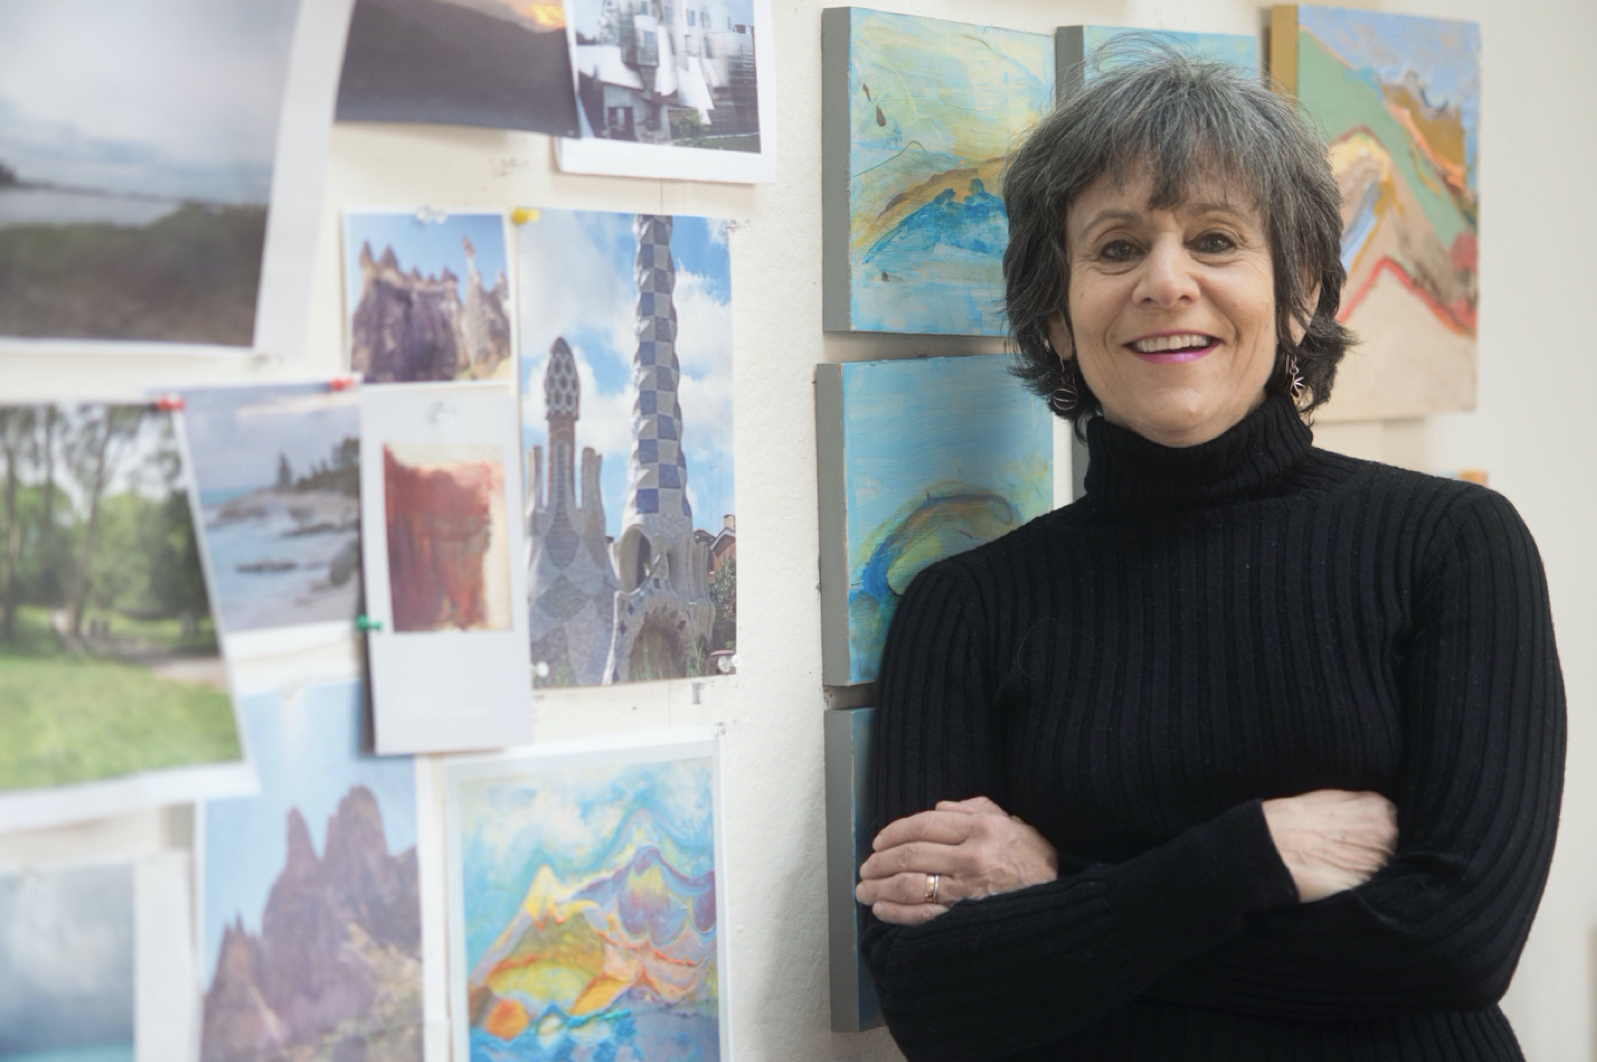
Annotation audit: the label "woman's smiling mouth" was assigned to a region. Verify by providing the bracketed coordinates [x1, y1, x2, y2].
[1126, 331, 1221, 363]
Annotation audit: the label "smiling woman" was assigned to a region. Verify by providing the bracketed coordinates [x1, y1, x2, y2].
[857, 46, 1565, 1062]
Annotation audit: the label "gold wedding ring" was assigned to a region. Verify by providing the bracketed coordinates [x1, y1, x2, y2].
[924, 872, 941, 904]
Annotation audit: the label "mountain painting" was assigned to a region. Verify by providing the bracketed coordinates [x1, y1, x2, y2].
[1274, 5, 1479, 421]
[182, 383, 361, 636]
[383, 442, 512, 633]
[821, 8, 1052, 336]
[344, 211, 513, 383]
[337, 0, 579, 136]
[201, 680, 421, 1062]
[0, 403, 245, 830]
[0, 0, 302, 346]
[0, 862, 134, 1062]
[815, 355, 1053, 685]
[446, 736, 725, 1061]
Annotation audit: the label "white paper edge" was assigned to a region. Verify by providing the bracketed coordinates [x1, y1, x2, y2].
[137, 850, 200, 1062]
[554, 0, 777, 183]
[415, 755, 449, 1062]
[340, 208, 517, 379]
[0, 0, 351, 358]
[441, 727, 722, 1061]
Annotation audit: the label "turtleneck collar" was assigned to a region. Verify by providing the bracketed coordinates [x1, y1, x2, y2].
[1082, 394, 1313, 518]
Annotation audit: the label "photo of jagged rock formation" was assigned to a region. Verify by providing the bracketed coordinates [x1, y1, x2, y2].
[343, 211, 513, 383]
[201, 784, 421, 1062]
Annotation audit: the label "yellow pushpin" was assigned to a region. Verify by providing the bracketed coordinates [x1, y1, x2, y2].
[511, 207, 540, 225]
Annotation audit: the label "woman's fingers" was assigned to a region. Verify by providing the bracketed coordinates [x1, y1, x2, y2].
[1262, 788, 1399, 903]
[871, 808, 978, 851]
[870, 900, 951, 926]
[857, 869, 957, 907]
[858, 840, 965, 881]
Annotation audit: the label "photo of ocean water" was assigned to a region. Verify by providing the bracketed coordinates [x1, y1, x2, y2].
[201, 487, 360, 633]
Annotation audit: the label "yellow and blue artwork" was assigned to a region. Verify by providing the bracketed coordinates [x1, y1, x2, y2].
[1274, 5, 1479, 420]
[816, 355, 1053, 684]
[446, 734, 725, 1061]
[821, 9, 1052, 336]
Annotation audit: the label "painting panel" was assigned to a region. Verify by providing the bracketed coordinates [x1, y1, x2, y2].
[383, 441, 511, 633]
[0, 862, 133, 1061]
[1273, 5, 1479, 421]
[360, 384, 531, 753]
[199, 680, 422, 1062]
[337, 0, 580, 136]
[824, 705, 882, 1032]
[821, 8, 1053, 336]
[554, 0, 777, 182]
[816, 356, 1053, 685]
[1057, 26, 1256, 95]
[343, 210, 514, 383]
[181, 383, 361, 643]
[0, 403, 250, 832]
[445, 731, 728, 1061]
[0, 0, 347, 355]
[518, 208, 736, 688]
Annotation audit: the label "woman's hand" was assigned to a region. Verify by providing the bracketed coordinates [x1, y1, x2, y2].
[856, 796, 1059, 926]
[1262, 789, 1398, 902]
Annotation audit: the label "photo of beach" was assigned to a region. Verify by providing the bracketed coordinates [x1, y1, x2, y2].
[182, 384, 361, 635]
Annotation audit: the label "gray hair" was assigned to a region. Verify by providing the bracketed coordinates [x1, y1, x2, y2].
[1003, 41, 1353, 423]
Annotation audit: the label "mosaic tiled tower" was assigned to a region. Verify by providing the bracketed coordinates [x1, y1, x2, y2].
[526, 337, 620, 685]
[607, 214, 714, 681]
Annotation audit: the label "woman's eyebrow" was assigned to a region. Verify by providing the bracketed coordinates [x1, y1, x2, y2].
[1076, 208, 1140, 235]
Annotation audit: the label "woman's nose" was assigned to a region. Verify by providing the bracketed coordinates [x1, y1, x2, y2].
[1134, 239, 1200, 308]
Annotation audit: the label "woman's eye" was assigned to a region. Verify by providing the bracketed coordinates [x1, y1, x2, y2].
[1098, 239, 1138, 262]
[1194, 232, 1237, 254]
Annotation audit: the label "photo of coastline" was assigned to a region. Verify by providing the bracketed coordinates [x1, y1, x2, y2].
[0, 0, 303, 346]
[182, 383, 361, 636]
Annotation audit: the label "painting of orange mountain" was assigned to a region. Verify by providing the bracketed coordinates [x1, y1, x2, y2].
[1275, 6, 1480, 421]
[447, 741, 724, 1061]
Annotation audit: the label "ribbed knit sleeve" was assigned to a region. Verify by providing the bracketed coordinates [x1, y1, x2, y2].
[1144, 487, 1566, 1018]
[862, 564, 1300, 1061]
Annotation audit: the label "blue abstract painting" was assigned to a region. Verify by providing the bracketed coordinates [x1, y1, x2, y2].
[1068, 26, 1257, 81]
[447, 737, 723, 1060]
[821, 355, 1052, 683]
[832, 9, 1052, 336]
[0, 863, 134, 1062]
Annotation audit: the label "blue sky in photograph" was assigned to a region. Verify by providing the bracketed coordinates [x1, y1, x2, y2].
[0, 863, 133, 1054]
[0, 0, 299, 202]
[201, 681, 416, 987]
[182, 383, 359, 496]
[343, 211, 510, 312]
[517, 209, 735, 536]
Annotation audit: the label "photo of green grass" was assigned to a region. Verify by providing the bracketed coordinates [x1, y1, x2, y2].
[0, 403, 242, 798]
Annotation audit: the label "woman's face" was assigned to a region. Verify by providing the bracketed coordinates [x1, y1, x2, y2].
[1053, 167, 1292, 448]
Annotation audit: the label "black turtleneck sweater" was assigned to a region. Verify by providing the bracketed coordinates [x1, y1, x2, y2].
[863, 395, 1565, 1061]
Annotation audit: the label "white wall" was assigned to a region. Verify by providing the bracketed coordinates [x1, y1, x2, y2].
[4, 0, 1595, 1058]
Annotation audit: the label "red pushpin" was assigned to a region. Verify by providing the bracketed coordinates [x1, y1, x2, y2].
[329, 376, 359, 392]
[154, 394, 185, 412]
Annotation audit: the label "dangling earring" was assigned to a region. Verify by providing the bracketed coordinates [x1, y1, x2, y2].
[1285, 355, 1305, 399]
[1050, 360, 1079, 414]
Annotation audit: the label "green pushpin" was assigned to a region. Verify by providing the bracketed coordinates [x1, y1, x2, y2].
[355, 615, 383, 632]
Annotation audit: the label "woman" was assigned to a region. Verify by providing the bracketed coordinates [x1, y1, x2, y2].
[854, 50, 1565, 1061]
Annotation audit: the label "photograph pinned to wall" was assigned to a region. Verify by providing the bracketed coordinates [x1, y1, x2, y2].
[815, 355, 1053, 685]
[0, 0, 351, 355]
[1272, 5, 1479, 421]
[517, 208, 736, 689]
[180, 382, 361, 654]
[337, 0, 580, 135]
[444, 729, 729, 1061]
[821, 8, 1053, 335]
[555, 0, 777, 182]
[360, 384, 532, 753]
[0, 851, 199, 1062]
[198, 680, 425, 1062]
[823, 704, 881, 1032]
[0, 403, 251, 832]
[1056, 25, 1256, 94]
[343, 210, 515, 383]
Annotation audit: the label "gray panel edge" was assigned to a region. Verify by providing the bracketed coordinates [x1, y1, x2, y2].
[821, 8, 853, 331]
[1056, 26, 1086, 103]
[815, 363, 852, 685]
[824, 706, 863, 1030]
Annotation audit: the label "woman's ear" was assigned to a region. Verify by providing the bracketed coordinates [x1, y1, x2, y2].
[1046, 311, 1075, 360]
[1289, 281, 1323, 345]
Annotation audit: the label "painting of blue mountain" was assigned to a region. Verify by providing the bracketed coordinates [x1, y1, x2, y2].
[446, 736, 725, 1060]
[0, 863, 134, 1062]
[828, 9, 1052, 336]
[817, 355, 1052, 684]
[1058, 26, 1257, 90]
